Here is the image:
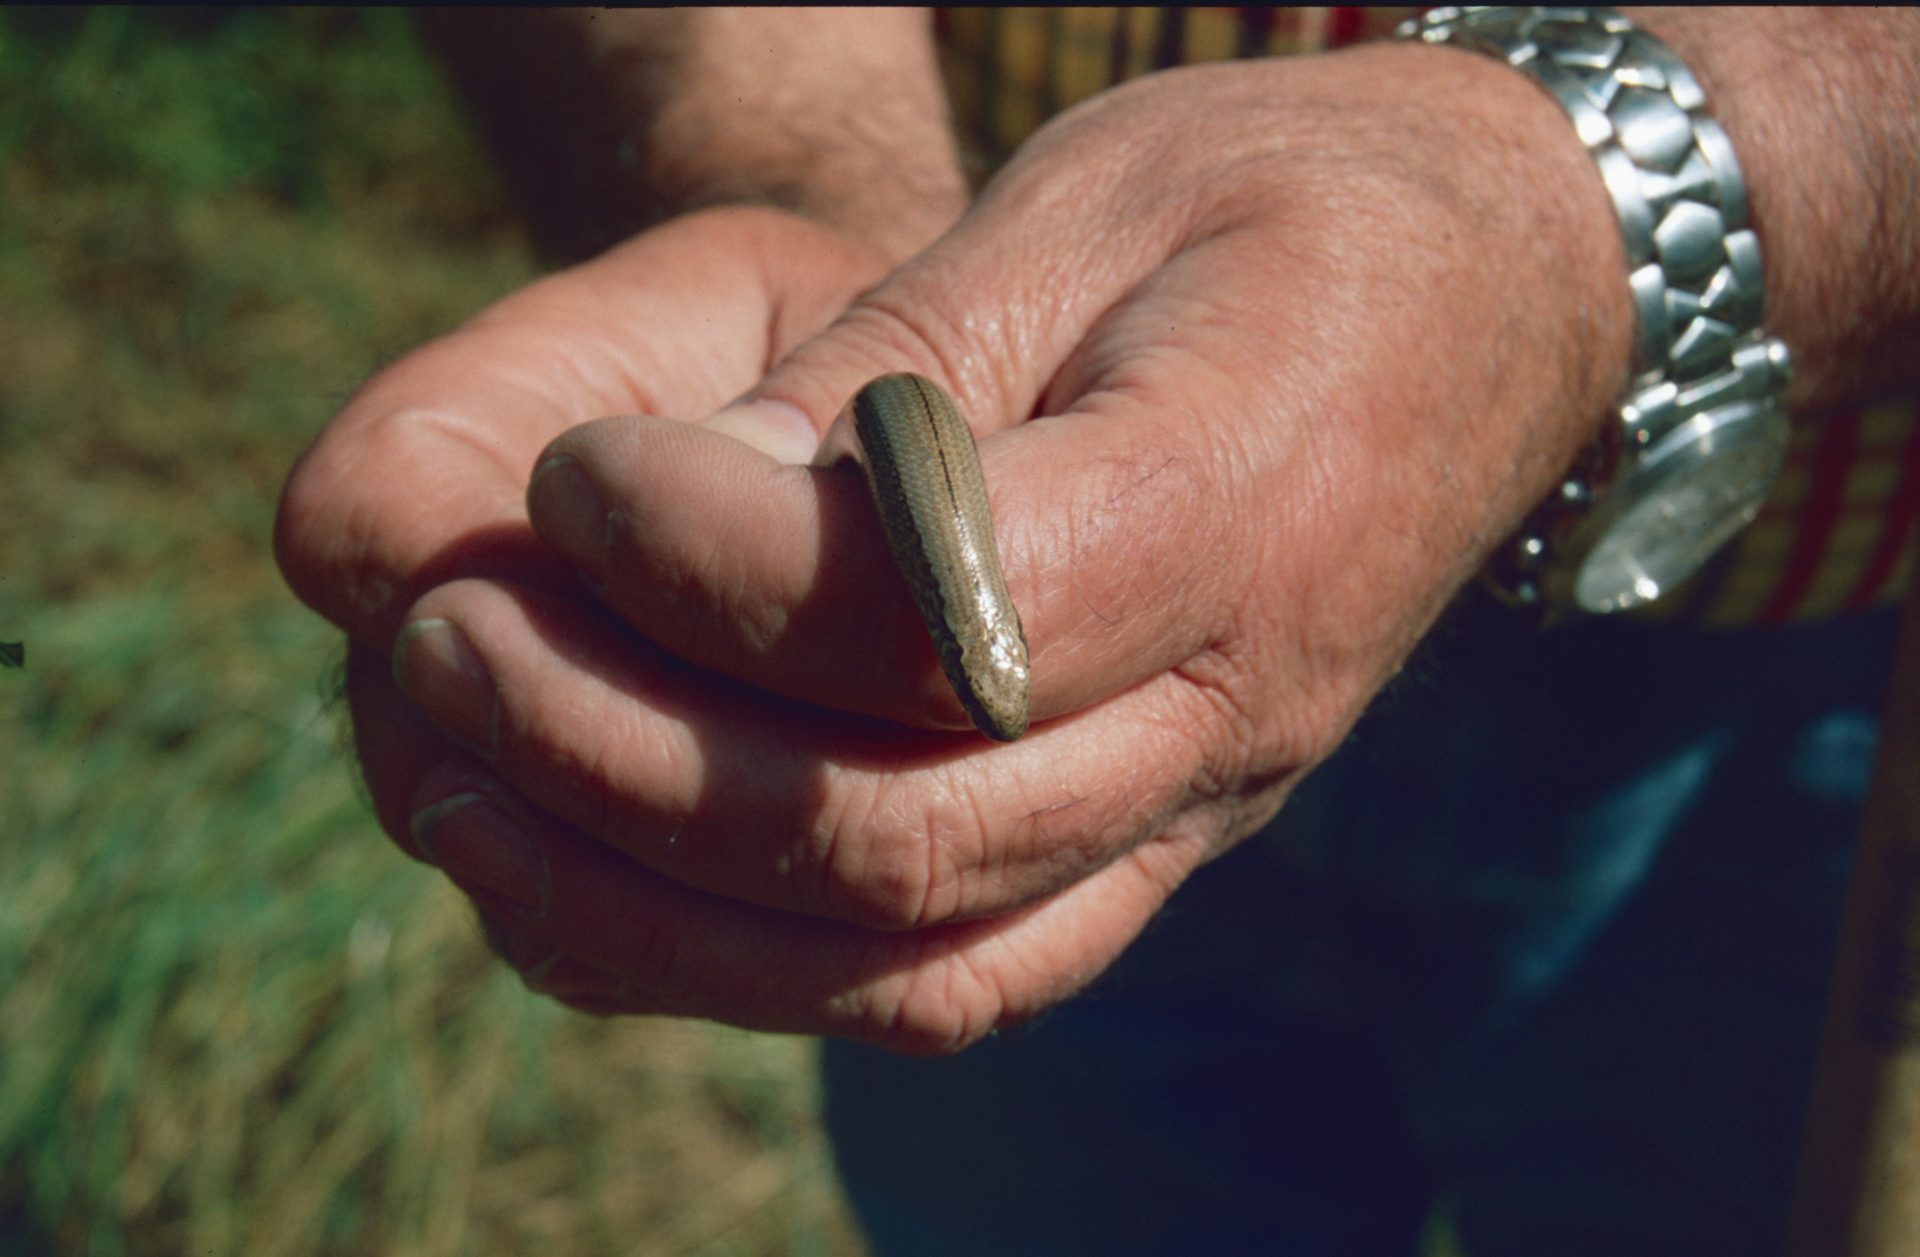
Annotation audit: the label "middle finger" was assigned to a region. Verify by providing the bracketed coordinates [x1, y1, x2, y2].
[392, 575, 1228, 929]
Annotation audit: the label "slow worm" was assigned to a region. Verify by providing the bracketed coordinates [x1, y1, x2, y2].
[815, 373, 1030, 741]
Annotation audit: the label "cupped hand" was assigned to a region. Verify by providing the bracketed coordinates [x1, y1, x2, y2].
[272, 207, 889, 966]
[276, 207, 890, 652]
[303, 43, 1640, 1052]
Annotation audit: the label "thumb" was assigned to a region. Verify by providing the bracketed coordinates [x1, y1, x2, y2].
[719, 149, 1195, 452]
[525, 129, 1246, 732]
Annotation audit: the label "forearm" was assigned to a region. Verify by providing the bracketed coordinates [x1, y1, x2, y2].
[417, 8, 967, 265]
[1622, 7, 1920, 413]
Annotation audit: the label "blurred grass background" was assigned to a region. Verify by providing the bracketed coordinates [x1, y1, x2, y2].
[0, 9, 865, 1255]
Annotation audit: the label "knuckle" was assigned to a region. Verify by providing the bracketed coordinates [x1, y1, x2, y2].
[607, 910, 699, 1010]
[856, 967, 1009, 1057]
[809, 773, 985, 931]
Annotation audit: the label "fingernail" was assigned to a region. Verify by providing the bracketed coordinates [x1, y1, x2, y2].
[558, 993, 629, 1018]
[700, 399, 820, 464]
[523, 954, 622, 1000]
[413, 791, 552, 917]
[530, 454, 611, 583]
[475, 905, 560, 970]
[393, 619, 498, 758]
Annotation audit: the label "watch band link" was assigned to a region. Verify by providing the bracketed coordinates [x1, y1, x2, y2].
[1398, 7, 1792, 612]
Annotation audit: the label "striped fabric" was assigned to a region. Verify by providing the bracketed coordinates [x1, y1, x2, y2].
[933, 7, 1919, 626]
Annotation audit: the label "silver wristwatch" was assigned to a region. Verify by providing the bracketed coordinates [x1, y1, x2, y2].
[1398, 7, 1792, 614]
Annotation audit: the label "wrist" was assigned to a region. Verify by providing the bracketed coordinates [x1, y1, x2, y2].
[1399, 9, 1803, 612]
[1620, 7, 1920, 412]
[1347, 41, 1640, 512]
[651, 9, 967, 266]
[420, 9, 967, 266]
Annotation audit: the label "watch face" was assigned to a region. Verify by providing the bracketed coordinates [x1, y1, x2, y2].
[1570, 402, 1789, 613]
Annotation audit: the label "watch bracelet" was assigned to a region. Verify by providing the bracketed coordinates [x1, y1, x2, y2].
[1396, 6, 1792, 610]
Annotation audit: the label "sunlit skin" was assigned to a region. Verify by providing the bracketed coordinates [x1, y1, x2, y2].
[276, 10, 1920, 1053]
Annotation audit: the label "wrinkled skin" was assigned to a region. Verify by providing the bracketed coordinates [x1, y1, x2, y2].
[276, 44, 1655, 1053]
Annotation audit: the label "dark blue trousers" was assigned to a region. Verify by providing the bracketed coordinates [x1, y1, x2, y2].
[825, 592, 1901, 1256]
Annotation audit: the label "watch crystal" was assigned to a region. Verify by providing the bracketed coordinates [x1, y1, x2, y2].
[1570, 402, 1788, 612]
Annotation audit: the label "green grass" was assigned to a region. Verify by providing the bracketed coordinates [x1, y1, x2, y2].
[0, 10, 862, 1255]
[0, 11, 1487, 1254]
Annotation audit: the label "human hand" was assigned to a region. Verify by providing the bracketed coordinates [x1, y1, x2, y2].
[361, 42, 1644, 1051]
[271, 203, 892, 937]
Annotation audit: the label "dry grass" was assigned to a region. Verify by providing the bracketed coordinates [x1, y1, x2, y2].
[0, 10, 867, 1254]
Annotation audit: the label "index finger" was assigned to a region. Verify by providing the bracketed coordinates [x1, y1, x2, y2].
[274, 208, 884, 649]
